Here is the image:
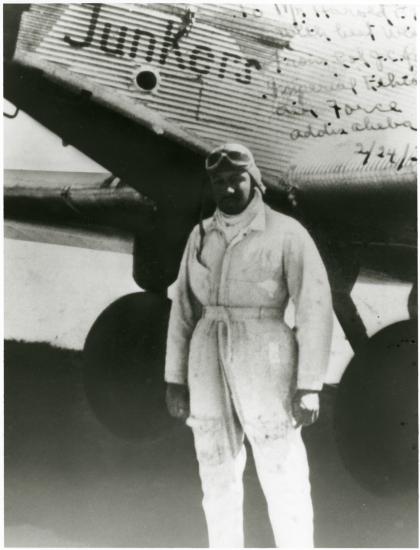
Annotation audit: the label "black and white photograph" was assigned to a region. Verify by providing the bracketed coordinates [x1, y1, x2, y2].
[3, 2, 418, 547]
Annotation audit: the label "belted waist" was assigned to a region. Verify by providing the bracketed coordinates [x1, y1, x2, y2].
[203, 305, 283, 321]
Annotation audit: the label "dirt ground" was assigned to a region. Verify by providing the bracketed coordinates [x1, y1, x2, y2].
[4, 340, 418, 547]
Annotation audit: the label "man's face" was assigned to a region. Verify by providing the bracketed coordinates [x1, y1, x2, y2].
[210, 169, 252, 214]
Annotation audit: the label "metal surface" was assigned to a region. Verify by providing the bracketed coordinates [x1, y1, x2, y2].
[14, 3, 417, 189]
[4, 174, 154, 232]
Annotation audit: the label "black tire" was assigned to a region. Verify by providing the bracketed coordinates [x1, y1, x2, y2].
[83, 292, 174, 439]
[335, 319, 418, 495]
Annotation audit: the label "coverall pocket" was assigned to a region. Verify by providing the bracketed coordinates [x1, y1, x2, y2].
[186, 416, 227, 466]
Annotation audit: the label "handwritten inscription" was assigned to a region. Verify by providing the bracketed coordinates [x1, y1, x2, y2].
[355, 141, 417, 170]
[326, 100, 402, 119]
[364, 72, 416, 91]
[289, 5, 417, 42]
[290, 117, 416, 140]
[267, 75, 359, 99]
[278, 5, 416, 150]
[333, 45, 416, 72]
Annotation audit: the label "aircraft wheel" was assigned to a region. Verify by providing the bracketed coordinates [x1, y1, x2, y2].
[408, 282, 417, 319]
[83, 292, 174, 439]
[334, 319, 417, 495]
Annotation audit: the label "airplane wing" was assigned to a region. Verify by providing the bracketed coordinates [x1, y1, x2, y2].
[4, 169, 156, 252]
[9, 3, 416, 188]
[4, 219, 133, 254]
[4, 169, 155, 232]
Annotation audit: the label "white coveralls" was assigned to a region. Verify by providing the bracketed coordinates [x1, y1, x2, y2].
[165, 190, 333, 548]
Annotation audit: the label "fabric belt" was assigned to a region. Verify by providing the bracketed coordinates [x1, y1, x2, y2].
[202, 306, 283, 366]
[203, 305, 283, 321]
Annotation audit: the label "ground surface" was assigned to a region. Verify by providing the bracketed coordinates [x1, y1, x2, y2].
[4, 340, 418, 548]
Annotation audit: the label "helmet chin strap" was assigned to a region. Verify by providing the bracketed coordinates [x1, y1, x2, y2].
[196, 177, 207, 264]
[244, 184, 256, 208]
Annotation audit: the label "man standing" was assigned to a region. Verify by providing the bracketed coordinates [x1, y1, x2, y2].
[165, 143, 333, 547]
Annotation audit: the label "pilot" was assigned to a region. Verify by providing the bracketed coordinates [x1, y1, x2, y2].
[165, 142, 333, 548]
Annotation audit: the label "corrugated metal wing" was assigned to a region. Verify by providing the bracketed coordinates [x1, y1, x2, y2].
[14, 3, 417, 187]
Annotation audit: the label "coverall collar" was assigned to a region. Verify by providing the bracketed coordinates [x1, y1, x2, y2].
[208, 188, 266, 235]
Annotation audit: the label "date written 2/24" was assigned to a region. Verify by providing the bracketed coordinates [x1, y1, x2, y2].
[355, 141, 417, 170]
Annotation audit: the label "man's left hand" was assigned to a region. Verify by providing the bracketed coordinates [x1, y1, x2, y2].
[292, 390, 320, 427]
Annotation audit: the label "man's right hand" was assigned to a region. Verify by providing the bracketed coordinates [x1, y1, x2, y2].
[165, 383, 190, 421]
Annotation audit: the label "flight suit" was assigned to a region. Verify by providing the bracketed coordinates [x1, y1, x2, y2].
[165, 190, 333, 548]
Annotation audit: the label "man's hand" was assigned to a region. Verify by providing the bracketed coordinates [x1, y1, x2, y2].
[166, 383, 190, 421]
[292, 389, 320, 428]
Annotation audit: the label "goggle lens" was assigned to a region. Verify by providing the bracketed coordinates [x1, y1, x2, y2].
[228, 151, 248, 162]
[206, 149, 252, 171]
[206, 151, 224, 168]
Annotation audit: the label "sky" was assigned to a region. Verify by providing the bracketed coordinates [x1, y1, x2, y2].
[4, 99, 106, 172]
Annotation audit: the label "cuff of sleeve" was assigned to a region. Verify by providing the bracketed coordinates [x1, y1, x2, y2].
[164, 371, 188, 385]
[297, 378, 324, 392]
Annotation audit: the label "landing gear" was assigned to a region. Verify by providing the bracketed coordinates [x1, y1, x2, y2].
[83, 292, 173, 439]
[82, 203, 197, 439]
[335, 319, 417, 495]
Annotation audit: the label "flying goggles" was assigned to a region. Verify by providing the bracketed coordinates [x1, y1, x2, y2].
[205, 142, 266, 194]
[205, 145, 253, 172]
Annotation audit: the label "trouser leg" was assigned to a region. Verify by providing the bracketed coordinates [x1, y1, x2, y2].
[249, 427, 313, 548]
[187, 356, 246, 547]
[187, 321, 246, 547]
[195, 443, 247, 548]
